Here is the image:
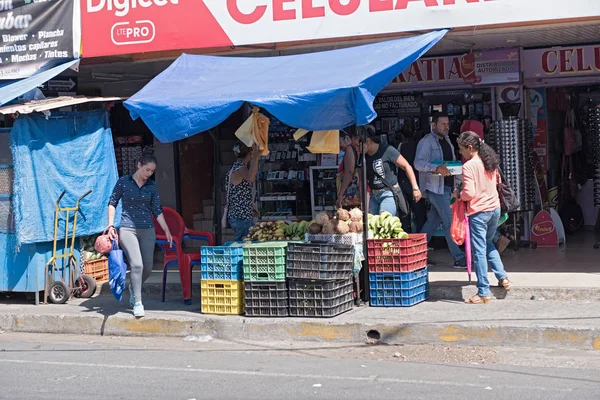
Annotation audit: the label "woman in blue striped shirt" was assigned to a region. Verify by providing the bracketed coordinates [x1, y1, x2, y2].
[107, 154, 173, 318]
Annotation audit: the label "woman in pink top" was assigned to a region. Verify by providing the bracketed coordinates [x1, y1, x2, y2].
[457, 131, 511, 304]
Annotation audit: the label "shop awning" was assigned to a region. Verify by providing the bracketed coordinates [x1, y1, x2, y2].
[0, 95, 124, 115]
[124, 30, 447, 143]
[0, 59, 80, 106]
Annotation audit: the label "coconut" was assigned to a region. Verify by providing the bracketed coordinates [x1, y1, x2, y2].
[336, 208, 351, 222]
[350, 208, 363, 222]
[308, 223, 322, 234]
[321, 221, 335, 234]
[315, 212, 330, 226]
[336, 220, 350, 234]
[348, 221, 358, 233]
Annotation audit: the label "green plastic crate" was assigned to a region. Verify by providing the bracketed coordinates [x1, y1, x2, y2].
[243, 242, 287, 282]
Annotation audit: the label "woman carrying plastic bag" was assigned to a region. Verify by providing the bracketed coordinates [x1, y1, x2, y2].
[455, 131, 511, 304]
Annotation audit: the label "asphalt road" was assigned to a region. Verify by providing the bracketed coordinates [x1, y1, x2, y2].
[1, 333, 599, 400]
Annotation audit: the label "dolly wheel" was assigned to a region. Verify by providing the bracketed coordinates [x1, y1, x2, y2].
[75, 275, 97, 299]
[49, 281, 70, 304]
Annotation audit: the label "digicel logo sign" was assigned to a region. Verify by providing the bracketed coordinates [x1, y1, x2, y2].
[86, 0, 179, 17]
[227, 0, 494, 24]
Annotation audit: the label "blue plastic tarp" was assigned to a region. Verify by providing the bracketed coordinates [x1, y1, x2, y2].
[11, 109, 121, 245]
[0, 59, 79, 106]
[124, 30, 446, 143]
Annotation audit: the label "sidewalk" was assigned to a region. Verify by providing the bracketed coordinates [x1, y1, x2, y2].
[1, 291, 599, 351]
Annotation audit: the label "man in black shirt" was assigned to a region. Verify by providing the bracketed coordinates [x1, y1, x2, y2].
[415, 112, 466, 269]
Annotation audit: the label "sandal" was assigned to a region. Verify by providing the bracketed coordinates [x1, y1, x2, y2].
[498, 278, 511, 291]
[465, 295, 491, 304]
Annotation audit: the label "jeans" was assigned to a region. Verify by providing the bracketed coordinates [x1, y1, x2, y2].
[119, 227, 156, 305]
[469, 208, 508, 297]
[229, 218, 254, 241]
[421, 186, 465, 263]
[369, 190, 397, 216]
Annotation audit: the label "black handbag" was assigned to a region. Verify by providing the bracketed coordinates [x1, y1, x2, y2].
[497, 168, 520, 213]
[373, 167, 410, 219]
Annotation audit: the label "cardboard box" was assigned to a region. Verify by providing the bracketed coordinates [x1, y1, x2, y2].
[432, 160, 463, 176]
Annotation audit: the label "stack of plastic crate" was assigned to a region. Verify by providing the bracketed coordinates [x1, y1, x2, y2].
[367, 233, 429, 307]
[200, 245, 245, 315]
[242, 242, 289, 317]
[286, 242, 354, 318]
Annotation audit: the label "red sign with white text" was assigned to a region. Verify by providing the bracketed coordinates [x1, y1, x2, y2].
[81, 0, 600, 58]
[531, 210, 559, 247]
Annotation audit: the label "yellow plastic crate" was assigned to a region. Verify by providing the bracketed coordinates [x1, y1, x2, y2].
[201, 280, 245, 315]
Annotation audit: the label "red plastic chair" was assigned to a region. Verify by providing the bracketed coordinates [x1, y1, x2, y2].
[154, 207, 214, 304]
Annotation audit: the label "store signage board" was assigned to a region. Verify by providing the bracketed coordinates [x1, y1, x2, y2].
[374, 94, 421, 117]
[40, 77, 79, 94]
[387, 48, 520, 90]
[531, 210, 559, 247]
[0, 0, 80, 79]
[80, 0, 600, 57]
[524, 45, 600, 80]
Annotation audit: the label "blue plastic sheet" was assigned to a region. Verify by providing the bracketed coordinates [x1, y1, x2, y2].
[0, 59, 79, 106]
[11, 109, 121, 245]
[125, 31, 446, 143]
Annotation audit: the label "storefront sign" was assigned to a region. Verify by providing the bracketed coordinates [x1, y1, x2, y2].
[0, 0, 79, 79]
[524, 45, 600, 80]
[40, 77, 79, 94]
[531, 210, 559, 247]
[81, 0, 600, 57]
[373, 94, 421, 117]
[389, 48, 520, 89]
[529, 88, 548, 171]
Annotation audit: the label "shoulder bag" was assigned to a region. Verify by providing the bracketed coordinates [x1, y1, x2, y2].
[372, 154, 409, 219]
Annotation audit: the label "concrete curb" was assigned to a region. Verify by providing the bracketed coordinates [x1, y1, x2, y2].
[95, 281, 600, 302]
[2, 310, 599, 351]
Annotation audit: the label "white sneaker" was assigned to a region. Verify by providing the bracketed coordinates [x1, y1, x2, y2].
[133, 302, 145, 318]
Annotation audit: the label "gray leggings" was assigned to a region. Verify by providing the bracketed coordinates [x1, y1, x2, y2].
[119, 227, 155, 304]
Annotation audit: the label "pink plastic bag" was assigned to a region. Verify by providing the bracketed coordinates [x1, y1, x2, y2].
[451, 200, 466, 246]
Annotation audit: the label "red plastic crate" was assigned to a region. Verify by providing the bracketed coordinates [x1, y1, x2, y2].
[367, 234, 428, 273]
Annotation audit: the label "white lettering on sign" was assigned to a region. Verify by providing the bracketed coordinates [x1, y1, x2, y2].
[87, 0, 179, 17]
[111, 20, 155, 45]
[0, 12, 33, 30]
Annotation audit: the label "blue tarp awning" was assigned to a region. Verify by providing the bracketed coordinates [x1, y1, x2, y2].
[0, 59, 79, 106]
[124, 30, 447, 143]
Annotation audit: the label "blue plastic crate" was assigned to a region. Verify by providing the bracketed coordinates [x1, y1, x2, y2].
[370, 288, 428, 307]
[200, 246, 244, 281]
[368, 268, 428, 291]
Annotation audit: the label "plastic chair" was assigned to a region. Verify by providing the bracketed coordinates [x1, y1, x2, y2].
[154, 207, 214, 304]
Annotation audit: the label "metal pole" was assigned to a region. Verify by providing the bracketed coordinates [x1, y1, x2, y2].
[211, 128, 223, 245]
[360, 126, 369, 304]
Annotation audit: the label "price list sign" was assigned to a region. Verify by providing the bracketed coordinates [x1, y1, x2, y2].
[0, 0, 79, 80]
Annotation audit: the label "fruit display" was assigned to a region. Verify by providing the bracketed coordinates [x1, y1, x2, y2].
[308, 208, 364, 235]
[244, 220, 310, 241]
[368, 212, 409, 239]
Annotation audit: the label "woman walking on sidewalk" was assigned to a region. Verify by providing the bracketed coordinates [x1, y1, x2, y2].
[107, 154, 173, 318]
[457, 132, 511, 304]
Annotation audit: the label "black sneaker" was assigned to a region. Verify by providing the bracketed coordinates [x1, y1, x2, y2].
[453, 258, 467, 269]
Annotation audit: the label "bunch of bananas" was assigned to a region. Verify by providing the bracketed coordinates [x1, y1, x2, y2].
[368, 212, 409, 239]
[244, 222, 286, 242]
[282, 220, 309, 240]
